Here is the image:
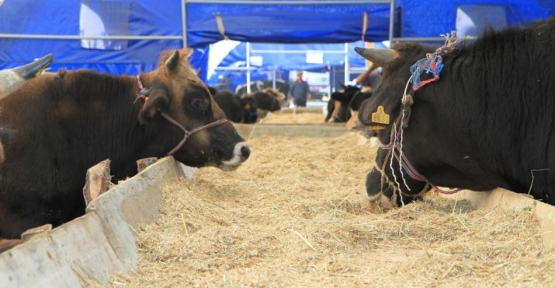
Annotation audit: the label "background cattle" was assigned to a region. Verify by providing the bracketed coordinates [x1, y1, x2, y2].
[356, 16, 555, 207]
[0, 49, 250, 241]
[325, 83, 372, 130]
[213, 91, 258, 123]
[235, 79, 290, 100]
[252, 88, 283, 113]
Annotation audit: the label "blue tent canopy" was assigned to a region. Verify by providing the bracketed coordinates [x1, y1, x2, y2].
[0, 0, 552, 80]
[398, 0, 553, 39]
[186, 1, 392, 47]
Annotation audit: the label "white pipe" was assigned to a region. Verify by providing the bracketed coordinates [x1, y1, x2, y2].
[246, 42, 251, 94]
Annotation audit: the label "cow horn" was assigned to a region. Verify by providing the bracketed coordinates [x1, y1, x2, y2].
[354, 47, 399, 66]
[0, 54, 54, 100]
[165, 50, 180, 72]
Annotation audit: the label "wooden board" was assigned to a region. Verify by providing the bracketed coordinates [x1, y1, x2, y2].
[0, 157, 198, 288]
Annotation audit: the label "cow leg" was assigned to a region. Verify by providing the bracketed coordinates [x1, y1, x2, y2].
[325, 100, 335, 122]
[332, 101, 342, 122]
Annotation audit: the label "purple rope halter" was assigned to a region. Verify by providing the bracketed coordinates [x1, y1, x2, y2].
[136, 75, 228, 156]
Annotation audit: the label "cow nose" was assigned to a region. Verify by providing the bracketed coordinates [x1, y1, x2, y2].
[240, 145, 250, 160]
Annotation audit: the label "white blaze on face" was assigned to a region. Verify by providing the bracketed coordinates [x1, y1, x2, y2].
[220, 141, 249, 171]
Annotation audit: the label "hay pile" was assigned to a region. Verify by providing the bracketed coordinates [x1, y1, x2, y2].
[107, 133, 555, 287]
[259, 111, 326, 124]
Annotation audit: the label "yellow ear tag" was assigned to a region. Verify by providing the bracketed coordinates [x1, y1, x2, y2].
[371, 106, 390, 125]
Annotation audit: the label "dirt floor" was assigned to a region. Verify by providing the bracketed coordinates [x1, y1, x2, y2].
[102, 128, 555, 288]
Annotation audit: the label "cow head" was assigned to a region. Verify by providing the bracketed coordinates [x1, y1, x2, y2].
[252, 91, 282, 112]
[239, 94, 258, 123]
[356, 43, 436, 206]
[137, 50, 250, 171]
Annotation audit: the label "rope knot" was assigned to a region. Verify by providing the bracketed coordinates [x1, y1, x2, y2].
[409, 31, 465, 91]
[135, 75, 153, 109]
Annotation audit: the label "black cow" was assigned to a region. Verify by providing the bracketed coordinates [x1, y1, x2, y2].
[356, 17, 555, 207]
[0, 49, 251, 240]
[214, 91, 258, 123]
[207, 86, 218, 97]
[325, 84, 372, 123]
[235, 79, 290, 99]
[252, 90, 282, 112]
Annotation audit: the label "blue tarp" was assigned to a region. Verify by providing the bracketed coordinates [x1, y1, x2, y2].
[0, 0, 553, 81]
[0, 0, 183, 75]
[398, 0, 553, 38]
[186, 2, 392, 47]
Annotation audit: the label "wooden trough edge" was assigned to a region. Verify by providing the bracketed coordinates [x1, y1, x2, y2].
[233, 123, 348, 139]
[273, 107, 325, 114]
[441, 188, 555, 250]
[0, 156, 198, 288]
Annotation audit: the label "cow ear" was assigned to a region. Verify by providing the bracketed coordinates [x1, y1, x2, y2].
[165, 50, 180, 73]
[337, 81, 347, 90]
[138, 88, 169, 124]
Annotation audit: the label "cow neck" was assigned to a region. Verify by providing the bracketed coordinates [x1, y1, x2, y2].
[135, 75, 228, 156]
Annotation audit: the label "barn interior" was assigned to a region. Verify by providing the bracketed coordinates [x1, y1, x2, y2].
[1, 0, 555, 287]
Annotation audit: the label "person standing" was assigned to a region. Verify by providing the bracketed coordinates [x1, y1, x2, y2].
[355, 62, 382, 92]
[289, 71, 311, 107]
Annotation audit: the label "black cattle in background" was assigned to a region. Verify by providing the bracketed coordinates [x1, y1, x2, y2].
[207, 86, 218, 96]
[356, 16, 555, 207]
[252, 90, 282, 112]
[235, 79, 290, 99]
[213, 91, 258, 123]
[325, 84, 372, 123]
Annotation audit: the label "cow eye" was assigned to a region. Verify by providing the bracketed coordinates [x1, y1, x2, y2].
[190, 99, 207, 112]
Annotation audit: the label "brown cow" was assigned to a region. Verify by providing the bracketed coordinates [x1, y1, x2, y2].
[0, 50, 250, 245]
[0, 54, 54, 164]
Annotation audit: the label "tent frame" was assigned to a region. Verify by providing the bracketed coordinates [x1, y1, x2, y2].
[189, 0, 396, 93]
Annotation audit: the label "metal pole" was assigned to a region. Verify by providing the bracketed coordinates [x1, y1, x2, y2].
[246, 42, 251, 94]
[388, 0, 395, 45]
[251, 49, 345, 54]
[182, 0, 188, 48]
[344, 43, 349, 84]
[391, 36, 477, 42]
[272, 69, 276, 89]
[0, 34, 181, 40]
[185, 0, 390, 4]
[332, 66, 336, 92]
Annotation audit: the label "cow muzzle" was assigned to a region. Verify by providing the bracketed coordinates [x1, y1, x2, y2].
[219, 142, 250, 171]
[366, 164, 429, 208]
